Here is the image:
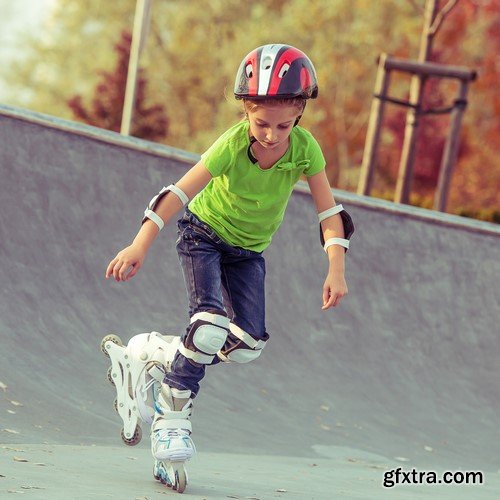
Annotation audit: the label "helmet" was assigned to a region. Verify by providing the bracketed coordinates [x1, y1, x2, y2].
[234, 44, 318, 100]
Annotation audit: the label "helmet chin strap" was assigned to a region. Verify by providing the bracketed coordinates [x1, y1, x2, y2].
[247, 136, 258, 164]
[294, 101, 307, 126]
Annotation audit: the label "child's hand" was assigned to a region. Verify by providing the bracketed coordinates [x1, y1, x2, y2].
[105, 244, 146, 282]
[322, 272, 348, 310]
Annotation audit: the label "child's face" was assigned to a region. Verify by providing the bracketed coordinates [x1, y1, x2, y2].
[246, 104, 302, 150]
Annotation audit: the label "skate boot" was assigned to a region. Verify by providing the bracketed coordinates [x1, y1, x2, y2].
[151, 383, 195, 492]
[101, 332, 181, 446]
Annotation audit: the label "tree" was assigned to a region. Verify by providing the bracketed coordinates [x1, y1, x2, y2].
[3, 0, 498, 216]
[445, 0, 500, 211]
[67, 30, 168, 141]
[375, 0, 498, 213]
[3, 0, 134, 113]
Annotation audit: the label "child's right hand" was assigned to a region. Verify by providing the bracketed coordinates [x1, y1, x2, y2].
[105, 244, 146, 282]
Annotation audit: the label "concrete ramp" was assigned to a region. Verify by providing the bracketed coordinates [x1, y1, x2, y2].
[1, 105, 499, 499]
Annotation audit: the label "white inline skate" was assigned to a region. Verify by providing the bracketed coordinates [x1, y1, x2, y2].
[101, 331, 193, 492]
[100, 331, 181, 446]
[151, 384, 195, 493]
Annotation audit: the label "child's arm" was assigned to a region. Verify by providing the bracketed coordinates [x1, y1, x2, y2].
[307, 170, 348, 310]
[105, 160, 212, 282]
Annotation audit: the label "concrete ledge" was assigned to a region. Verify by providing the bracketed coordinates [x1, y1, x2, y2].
[2, 103, 498, 239]
[0, 104, 199, 165]
[295, 182, 500, 237]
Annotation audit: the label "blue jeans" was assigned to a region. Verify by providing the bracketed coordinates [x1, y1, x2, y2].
[163, 209, 268, 396]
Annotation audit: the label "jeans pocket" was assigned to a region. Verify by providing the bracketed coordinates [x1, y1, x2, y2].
[180, 211, 222, 245]
[182, 225, 202, 245]
[191, 222, 222, 245]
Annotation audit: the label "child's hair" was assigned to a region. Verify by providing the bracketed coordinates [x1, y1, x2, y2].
[243, 97, 306, 114]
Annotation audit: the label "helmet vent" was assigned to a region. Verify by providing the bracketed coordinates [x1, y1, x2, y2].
[278, 63, 290, 78]
[245, 63, 253, 78]
[262, 56, 273, 70]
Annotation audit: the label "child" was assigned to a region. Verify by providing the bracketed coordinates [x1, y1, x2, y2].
[105, 43, 353, 486]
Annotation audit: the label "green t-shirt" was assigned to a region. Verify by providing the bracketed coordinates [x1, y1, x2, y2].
[188, 120, 326, 252]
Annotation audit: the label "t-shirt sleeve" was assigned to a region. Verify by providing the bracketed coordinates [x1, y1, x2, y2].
[200, 128, 235, 177]
[303, 134, 326, 177]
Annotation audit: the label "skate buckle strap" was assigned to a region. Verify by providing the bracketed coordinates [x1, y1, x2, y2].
[171, 387, 192, 399]
[147, 363, 166, 382]
[154, 418, 192, 433]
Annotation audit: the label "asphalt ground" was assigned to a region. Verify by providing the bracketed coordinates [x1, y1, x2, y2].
[1, 105, 499, 499]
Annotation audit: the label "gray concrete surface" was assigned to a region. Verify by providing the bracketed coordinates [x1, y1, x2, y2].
[1, 105, 499, 499]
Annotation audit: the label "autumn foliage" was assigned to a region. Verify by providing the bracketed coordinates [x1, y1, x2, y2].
[67, 31, 168, 142]
[381, 0, 499, 215]
[4, 0, 499, 219]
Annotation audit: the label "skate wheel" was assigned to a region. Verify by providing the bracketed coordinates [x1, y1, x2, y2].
[153, 461, 170, 485]
[153, 464, 160, 481]
[155, 462, 172, 487]
[174, 465, 187, 493]
[101, 334, 123, 357]
[121, 424, 142, 446]
[107, 366, 115, 386]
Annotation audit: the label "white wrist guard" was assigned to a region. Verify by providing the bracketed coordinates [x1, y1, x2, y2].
[142, 184, 189, 231]
[318, 204, 355, 253]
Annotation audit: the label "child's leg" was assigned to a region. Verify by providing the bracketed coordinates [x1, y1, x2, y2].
[151, 211, 231, 463]
[218, 249, 270, 362]
[163, 212, 232, 396]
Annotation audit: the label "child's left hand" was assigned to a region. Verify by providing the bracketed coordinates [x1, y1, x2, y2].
[322, 272, 348, 310]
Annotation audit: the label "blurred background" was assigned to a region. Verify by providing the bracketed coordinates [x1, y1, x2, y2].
[0, 0, 498, 221]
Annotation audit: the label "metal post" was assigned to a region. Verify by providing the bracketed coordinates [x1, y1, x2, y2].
[357, 54, 391, 196]
[394, 0, 439, 203]
[120, 0, 153, 136]
[434, 80, 469, 212]
[394, 73, 425, 203]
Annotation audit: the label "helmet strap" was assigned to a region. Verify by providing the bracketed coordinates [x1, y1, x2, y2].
[294, 101, 307, 126]
[247, 136, 258, 164]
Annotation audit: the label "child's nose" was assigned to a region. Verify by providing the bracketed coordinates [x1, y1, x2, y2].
[266, 129, 277, 141]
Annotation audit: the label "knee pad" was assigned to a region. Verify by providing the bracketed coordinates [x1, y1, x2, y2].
[178, 311, 230, 365]
[218, 323, 269, 363]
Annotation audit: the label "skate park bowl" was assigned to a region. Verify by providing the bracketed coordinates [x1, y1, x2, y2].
[0, 104, 499, 499]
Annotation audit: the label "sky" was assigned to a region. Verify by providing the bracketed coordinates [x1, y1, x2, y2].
[0, 0, 57, 99]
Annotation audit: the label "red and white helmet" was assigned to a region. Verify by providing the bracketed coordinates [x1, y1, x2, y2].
[234, 44, 318, 100]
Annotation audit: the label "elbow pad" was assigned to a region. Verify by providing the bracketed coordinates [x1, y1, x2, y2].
[318, 204, 355, 252]
[142, 184, 189, 231]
